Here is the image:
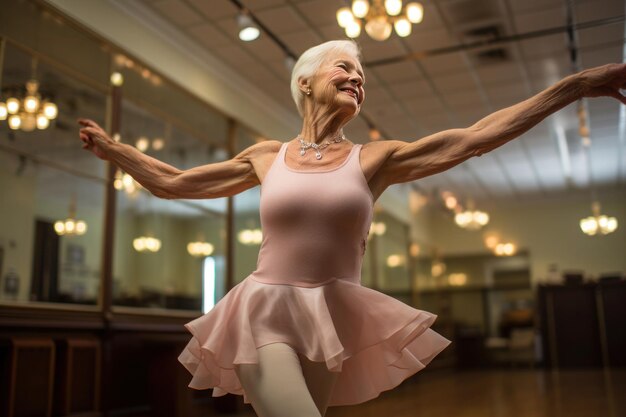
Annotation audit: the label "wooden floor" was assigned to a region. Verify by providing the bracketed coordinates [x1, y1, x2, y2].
[235, 368, 626, 417]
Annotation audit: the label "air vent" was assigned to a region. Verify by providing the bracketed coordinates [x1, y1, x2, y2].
[475, 48, 509, 64]
[462, 25, 510, 65]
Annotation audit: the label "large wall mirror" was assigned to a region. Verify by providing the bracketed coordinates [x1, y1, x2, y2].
[0, 34, 108, 306]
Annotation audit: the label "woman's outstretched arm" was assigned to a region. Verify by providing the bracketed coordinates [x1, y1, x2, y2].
[78, 119, 272, 199]
[367, 63, 626, 190]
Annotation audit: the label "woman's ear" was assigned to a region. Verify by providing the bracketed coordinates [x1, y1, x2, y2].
[298, 77, 310, 94]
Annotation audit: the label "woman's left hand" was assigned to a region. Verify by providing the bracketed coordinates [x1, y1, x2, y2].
[579, 63, 626, 104]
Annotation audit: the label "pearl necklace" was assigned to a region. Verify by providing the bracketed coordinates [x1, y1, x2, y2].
[297, 132, 346, 160]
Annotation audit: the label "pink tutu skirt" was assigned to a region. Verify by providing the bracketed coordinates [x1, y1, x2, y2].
[178, 276, 450, 406]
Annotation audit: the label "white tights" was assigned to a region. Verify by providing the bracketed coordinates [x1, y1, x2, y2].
[234, 343, 339, 417]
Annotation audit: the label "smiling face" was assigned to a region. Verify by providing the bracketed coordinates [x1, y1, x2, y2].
[300, 51, 365, 119]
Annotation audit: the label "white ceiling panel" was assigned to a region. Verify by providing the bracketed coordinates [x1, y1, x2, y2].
[590, 145, 621, 184]
[281, 29, 324, 55]
[149, 0, 205, 26]
[294, 0, 342, 26]
[513, 7, 565, 33]
[465, 154, 516, 197]
[520, 35, 567, 59]
[445, 162, 492, 199]
[403, 28, 457, 51]
[431, 71, 478, 94]
[254, 6, 308, 34]
[184, 0, 238, 21]
[370, 61, 421, 83]
[386, 79, 432, 100]
[507, 0, 563, 14]
[186, 23, 232, 49]
[420, 52, 468, 76]
[575, 0, 626, 23]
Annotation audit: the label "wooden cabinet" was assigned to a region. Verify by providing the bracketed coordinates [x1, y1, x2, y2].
[0, 338, 55, 417]
[538, 281, 626, 368]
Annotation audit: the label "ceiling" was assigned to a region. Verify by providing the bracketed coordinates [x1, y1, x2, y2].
[109, 0, 626, 206]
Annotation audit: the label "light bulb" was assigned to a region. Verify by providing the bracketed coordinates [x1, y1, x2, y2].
[345, 20, 361, 38]
[110, 72, 124, 86]
[43, 102, 58, 119]
[76, 221, 87, 234]
[239, 26, 260, 41]
[36, 114, 50, 129]
[133, 238, 146, 252]
[384, 0, 402, 16]
[6, 98, 20, 114]
[445, 196, 457, 209]
[54, 221, 66, 235]
[394, 17, 412, 37]
[336, 7, 354, 28]
[0, 102, 7, 120]
[24, 96, 39, 113]
[406, 2, 423, 23]
[352, 0, 369, 18]
[8, 115, 22, 130]
[65, 219, 76, 233]
[136, 137, 149, 152]
[122, 173, 134, 188]
[152, 138, 165, 150]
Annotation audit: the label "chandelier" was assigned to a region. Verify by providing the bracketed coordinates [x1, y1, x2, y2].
[54, 198, 87, 236]
[454, 201, 489, 230]
[580, 202, 618, 236]
[494, 242, 516, 256]
[0, 59, 58, 131]
[133, 236, 161, 252]
[337, 0, 424, 41]
[238, 228, 262, 245]
[114, 169, 142, 195]
[187, 241, 214, 257]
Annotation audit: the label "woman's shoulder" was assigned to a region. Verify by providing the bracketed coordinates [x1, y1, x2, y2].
[238, 139, 283, 160]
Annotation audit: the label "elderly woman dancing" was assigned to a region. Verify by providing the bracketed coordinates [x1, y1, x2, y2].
[78, 40, 626, 417]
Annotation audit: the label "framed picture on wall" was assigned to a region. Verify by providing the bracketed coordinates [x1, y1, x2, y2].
[66, 243, 85, 266]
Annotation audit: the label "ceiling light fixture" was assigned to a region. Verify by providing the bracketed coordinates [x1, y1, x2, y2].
[238, 228, 263, 245]
[187, 241, 215, 257]
[133, 236, 161, 252]
[580, 202, 618, 236]
[454, 200, 489, 231]
[1, 58, 58, 131]
[337, 0, 424, 41]
[238, 12, 260, 41]
[54, 197, 87, 236]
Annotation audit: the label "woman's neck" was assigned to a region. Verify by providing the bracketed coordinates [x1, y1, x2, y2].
[299, 105, 350, 144]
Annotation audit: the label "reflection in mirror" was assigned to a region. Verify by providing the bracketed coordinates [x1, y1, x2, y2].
[0, 150, 105, 305]
[112, 92, 229, 312]
[361, 209, 414, 306]
[113, 189, 227, 311]
[415, 251, 532, 339]
[0, 40, 107, 307]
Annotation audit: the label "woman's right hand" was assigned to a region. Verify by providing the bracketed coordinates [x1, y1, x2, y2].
[78, 118, 115, 161]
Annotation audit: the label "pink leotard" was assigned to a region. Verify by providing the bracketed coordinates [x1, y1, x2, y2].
[178, 142, 450, 406]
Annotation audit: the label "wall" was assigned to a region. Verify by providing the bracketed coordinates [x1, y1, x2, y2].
[423, 193, 626, 284]
[0, 166, 36, 302]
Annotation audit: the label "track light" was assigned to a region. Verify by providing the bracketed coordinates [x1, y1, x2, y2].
[238, 12, 260, 41]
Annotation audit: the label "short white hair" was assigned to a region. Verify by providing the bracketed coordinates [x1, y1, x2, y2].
[290, 40, 361, 117]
